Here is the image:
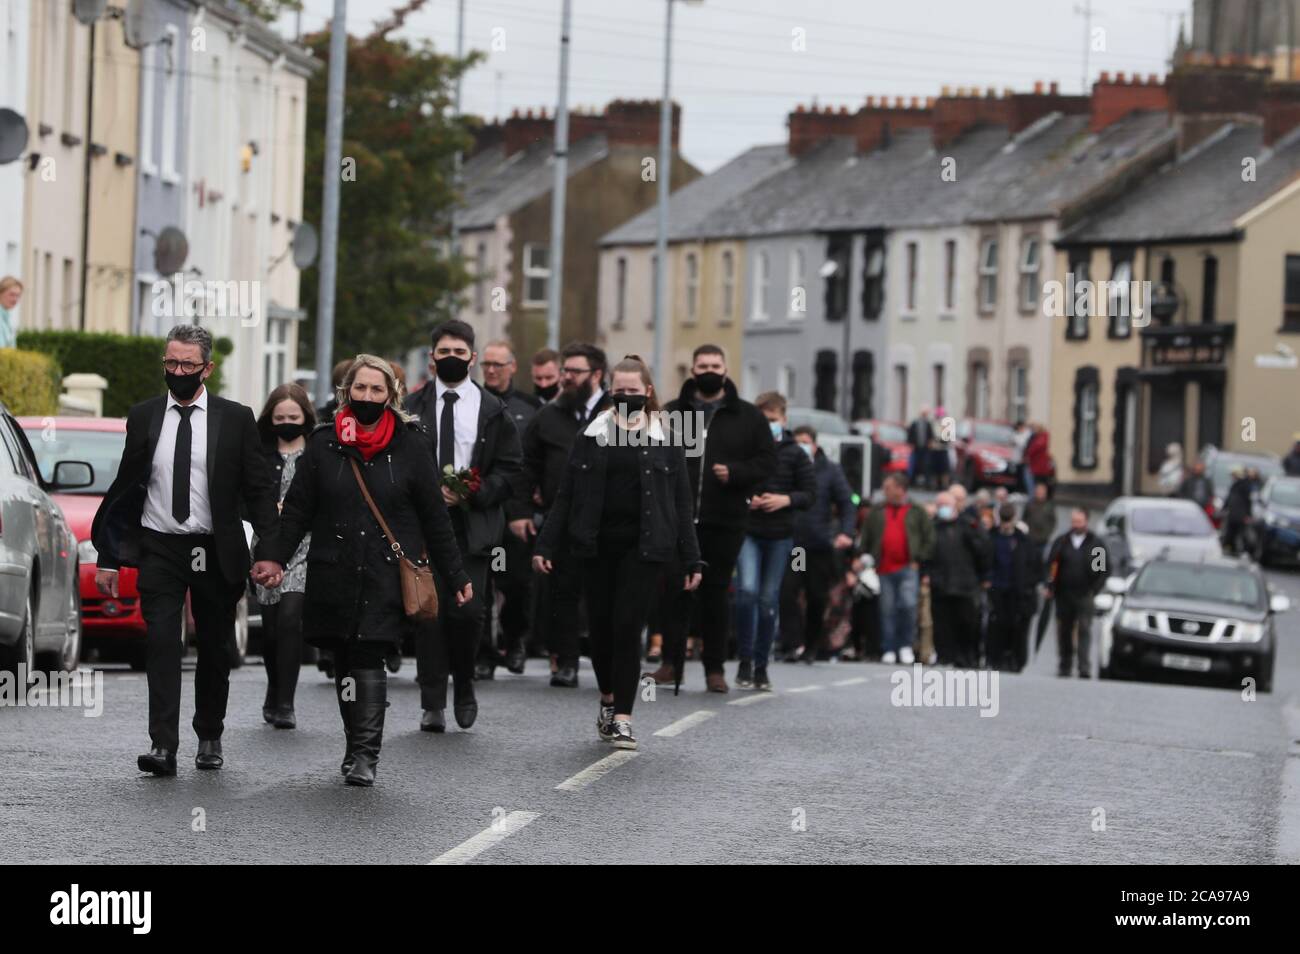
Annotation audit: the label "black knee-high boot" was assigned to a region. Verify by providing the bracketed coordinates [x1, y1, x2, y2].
[345, 669, 388, 787]
[335, 669, 356, 777]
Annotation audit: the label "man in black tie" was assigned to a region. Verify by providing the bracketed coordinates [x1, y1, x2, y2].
[91, 325, 282, 775]
[404, 320, 521, 732]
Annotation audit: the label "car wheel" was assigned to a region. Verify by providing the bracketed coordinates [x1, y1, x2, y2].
[229, 598, 249, 670]
[0, 593, 37, 685]
[37, 583, 81, 673]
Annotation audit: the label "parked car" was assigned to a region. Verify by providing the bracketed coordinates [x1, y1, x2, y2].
[1098, 496, 1222, 575]
[19, 415, 253, 670]
[0, 406, 94, 681]
[1199, 446, 1282, 525]
[1094, 555, 1288, 691]
[786, 406, 852, 436]
[852, 419, 911, 474]
[1253, 475, 1300, 566]
[953, 419, 1018, 489]
[786, 407, 876, 498]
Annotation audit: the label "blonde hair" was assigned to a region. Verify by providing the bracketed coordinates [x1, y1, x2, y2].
[338, 354, 415, 421]
[0, 276, 22, 295]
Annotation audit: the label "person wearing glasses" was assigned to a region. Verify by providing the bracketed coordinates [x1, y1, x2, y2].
[91, 325, 284, 776]
[534, 356, 702, 749]
[475, 340, 543, 678]
[510, 342, 609, 689]
[403, 322, 522, 732]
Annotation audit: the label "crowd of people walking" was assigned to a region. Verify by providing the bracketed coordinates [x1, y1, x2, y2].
[92, 323, 1108, 787]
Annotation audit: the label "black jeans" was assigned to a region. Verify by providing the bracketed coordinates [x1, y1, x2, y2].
[665, 523, 745, 674]
[931, 593, 979, 667]
[1055, 596, 1092, 676]
[416, 528, 489, 711]
[136, 530, 244, 752]
[532, 545, 583, 667]
[987, 589, 1029, 671]
[583, 541, 662, 714]
[261, 591, 304, 709]
[779, 547, 836, 657]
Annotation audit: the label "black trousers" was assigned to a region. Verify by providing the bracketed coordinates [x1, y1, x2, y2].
[779, 547, 836, 657]
[1055, 596, 1092, 676]
[136, 530, 244, 752]
[478, 530, 533, 665]
[931, 593, 979, 667]
[665, 523, 745, 674]
[583, 541, 662, 714]
[416, 532, 489, 711]
[261, 591, 305, 709]
[986, 589, 1029, 672]
[532, 545, 582, 667]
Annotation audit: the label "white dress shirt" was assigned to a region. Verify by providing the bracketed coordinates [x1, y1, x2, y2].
[434, 376, 481, 471]
[579, 388, 605, 423]
[142, 386, 213, 534]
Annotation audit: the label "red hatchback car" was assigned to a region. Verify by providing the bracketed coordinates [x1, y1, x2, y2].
[852, 419, 912, 474]
[18, 417, 149, 666]
[953, 419, 1020, 490]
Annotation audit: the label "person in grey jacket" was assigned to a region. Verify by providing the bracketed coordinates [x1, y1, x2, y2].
[781, 425, 855, 663]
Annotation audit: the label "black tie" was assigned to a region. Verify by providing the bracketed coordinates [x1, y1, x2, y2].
[439, 390, 458, 471]
[172, 404, 197, 524]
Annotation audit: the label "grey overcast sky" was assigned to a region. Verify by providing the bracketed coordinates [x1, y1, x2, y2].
[284, 0, 1188, 171]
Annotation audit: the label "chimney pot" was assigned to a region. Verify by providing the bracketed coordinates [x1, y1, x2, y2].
[1034, 80, 1044, 94]
[1148, 73, 1160, 85]
[1049, 81, 1059, 94]
[1116, 71, 1127, 83]
[926, 95, 935, 107]
[840, 105, 850, 114]
[987, 86, 997, 97]
[910, 96, 919, 108]
[940, 86, 951, 97]
[1099, 71, 1110, 83]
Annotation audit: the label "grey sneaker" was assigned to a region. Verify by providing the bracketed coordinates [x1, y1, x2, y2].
[610, 719, 638, 750]
[597, 703, 617, 742]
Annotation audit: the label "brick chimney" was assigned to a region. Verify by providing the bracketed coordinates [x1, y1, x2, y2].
[1090, 72, 1170, 131]
[1262, 81, 1300, 145]
[1168, 60, 1271, 152]
[504, 108, 555, 157]
[931, 87, 1011, 148]
[855, 96, 933, 152]
[468, 118, 504, 157]
[1007, 80, 1089, 134]
[605, 98, 679, 148]
[787, 103, 857, 156]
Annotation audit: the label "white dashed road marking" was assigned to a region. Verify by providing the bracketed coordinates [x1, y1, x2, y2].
[728, 693, 776, 706]
[555, 750, 639, 791]
[833, 677, 869, 687]
[429, 811, 541, 864]
[653, 710, 716, 737]
[785, 685, 824, 694]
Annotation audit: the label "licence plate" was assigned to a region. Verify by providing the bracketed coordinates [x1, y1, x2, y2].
[1161, 652, 1211, 673]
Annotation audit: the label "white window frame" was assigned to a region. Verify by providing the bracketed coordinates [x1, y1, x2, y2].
[685, 251, 699, 325]
[720, 249, 735, 321]
[978, 238, 998, 312]
[1078, 382, 1099, 468]
[1068, 258, 1091, 338]
[523, 243, 549, 308]
[264, 316, 290, 393]
[788, 248, 806, 319]
[972, 362, 989, 419]
[743, 362, 761, 401]
[1018, 236, 1040, 311]
[752, 250, 770, 321]
[777, 363, 795, 398]
[1109, 259, 1134, 337]
[160, 26, 180, 183]
[139, 40, 158, 176]
[1009, 363, 1028, 425]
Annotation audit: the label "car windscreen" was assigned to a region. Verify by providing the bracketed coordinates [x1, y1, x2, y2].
[1130, 505, 1214, 537]
[21, 427, 124, 494]
[1268, 479, 1300, 508]
[1131, 562, 1262, 608]
[874, 422, 907, 443]
[972, 423, 1015, 445]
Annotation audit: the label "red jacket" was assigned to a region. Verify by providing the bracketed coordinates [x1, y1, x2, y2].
[1025, 431, 1054, 478]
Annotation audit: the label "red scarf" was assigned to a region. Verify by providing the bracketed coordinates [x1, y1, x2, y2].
[335, 406, 396, 461]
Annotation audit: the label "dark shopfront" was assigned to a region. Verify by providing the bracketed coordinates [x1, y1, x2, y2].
[1137, 323, 1234, 491]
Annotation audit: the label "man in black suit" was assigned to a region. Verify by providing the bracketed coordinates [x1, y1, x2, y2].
[91, 324, 282, 775]
[405, 320, 521, 732]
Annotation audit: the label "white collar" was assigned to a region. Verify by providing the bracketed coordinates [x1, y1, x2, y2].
[167, 385, 209, 412]
[584, 388, 605, 415]
[584, 407, 666, 441]
[435, 377, 474, 400]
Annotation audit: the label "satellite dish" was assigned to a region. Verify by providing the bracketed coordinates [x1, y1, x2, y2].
[291, 222, 319, 269]
[0, 109, 28, 165]
[124, 0, 166, 49]
[154, 227, 189, 275]
[72, 0, 108, 26]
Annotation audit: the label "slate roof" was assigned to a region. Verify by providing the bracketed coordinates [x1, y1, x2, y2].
[455, 134, 610, 231]
[600, 144, 792, 246]
[1059, 122, 1300, 243]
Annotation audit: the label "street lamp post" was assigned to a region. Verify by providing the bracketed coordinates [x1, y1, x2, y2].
[314, 0, 349, 406]
[545, 0, 573, 350]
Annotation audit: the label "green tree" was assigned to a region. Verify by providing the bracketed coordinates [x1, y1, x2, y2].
[298, 26, 480, 363]
[242, 0, 302, 23]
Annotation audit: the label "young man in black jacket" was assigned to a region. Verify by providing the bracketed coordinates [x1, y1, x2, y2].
[1044, 507, 1109, 678]
[734, 393, 816, 690]
[476, 340, 544, 677]
[927, 490, 991, 667]
[986, 503, 1042, 671]
[649, 345, 778, 692]
[404, 321, 522, 731]
[782, 425, 856, 663]
[509, 342, 609, 688]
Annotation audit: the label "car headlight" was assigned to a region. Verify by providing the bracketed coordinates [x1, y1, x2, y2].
[980, 454, 1007, 471]
[1118, 609, 1147, 631]
[1264, 512, 1281, 527]
[1231, 621, 1264, 643]
[76, 539, 98, 564]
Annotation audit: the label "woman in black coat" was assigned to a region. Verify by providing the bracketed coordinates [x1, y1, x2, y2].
[534, 356, 702, 750]
[268, 355, 472, 786]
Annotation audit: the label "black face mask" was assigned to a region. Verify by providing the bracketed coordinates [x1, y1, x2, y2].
[272, 422, 307, 442]
[693, 372, 725, 396]
[615, 394, 648, 417]
[350, 400, 386, 426]
[535, 382, 559, 401]
[166, 369, 204, 402]
[435, 355, 470, 384]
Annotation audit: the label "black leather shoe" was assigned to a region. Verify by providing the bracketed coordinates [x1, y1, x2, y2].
[137, 746, 177, 776]
[453, 683, 478, 729]
[474, 661, 495, 681]
[550, 665, 578, 688]
[195, 740, 223, 770]
[272, 706, 296, 729]
[504, 648, 526, 675]
[262, 706, 275, 724]
[420, 709, 446, 733]
[385, 650, 402, 674]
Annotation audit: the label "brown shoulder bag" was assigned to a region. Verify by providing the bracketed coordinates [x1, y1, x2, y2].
[349, 459, 439, 621]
